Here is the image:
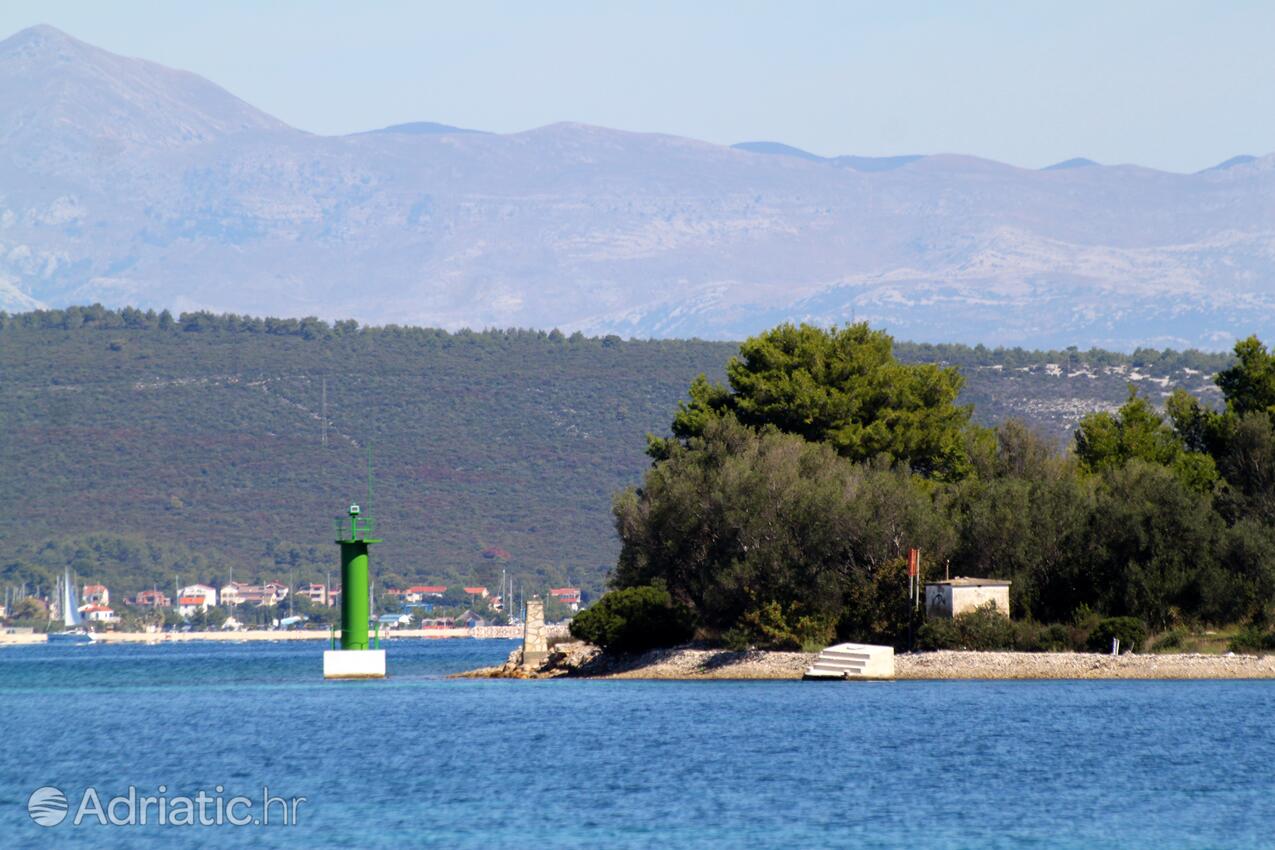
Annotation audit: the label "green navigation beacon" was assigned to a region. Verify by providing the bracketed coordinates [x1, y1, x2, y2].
[336, 503, 380, 649]
[323, 503, 387, 679]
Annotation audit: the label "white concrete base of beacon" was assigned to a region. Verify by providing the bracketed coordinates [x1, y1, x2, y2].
[324, 649, 386, 679]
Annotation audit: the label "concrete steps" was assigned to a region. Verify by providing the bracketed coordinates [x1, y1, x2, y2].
[803, 642, 894, 680]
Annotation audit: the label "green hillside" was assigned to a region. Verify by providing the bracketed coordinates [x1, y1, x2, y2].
[0, 306, 1231, 600]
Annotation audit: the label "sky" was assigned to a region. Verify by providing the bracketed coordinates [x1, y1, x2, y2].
[0, 0, 1271, 173]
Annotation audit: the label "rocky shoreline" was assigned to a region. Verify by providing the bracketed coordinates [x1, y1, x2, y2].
[456, 642, 1275, 680]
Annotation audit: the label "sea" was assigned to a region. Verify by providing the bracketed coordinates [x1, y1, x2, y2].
[1, 639, 1274, 849]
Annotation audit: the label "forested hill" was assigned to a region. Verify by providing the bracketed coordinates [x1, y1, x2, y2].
[0, 307, 1232, 598]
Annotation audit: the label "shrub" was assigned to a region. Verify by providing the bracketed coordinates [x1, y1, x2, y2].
[1012, 621, 1075, 652]
[1228, 625, 1275, 653]
[1086, 617, 1148, 654]
[722, 600, 836, 651]
[919, 613, 1082, 652]
[568, 585, 695, 653]
[915, 616, 961, 650]
[917, 603, 1016, 651]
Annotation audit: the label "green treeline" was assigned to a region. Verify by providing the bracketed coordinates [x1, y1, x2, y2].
[592, 323, 1275, 651]
[1, 303, 1233, 373]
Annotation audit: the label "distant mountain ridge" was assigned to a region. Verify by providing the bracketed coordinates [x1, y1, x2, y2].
[1, 24, 1274, 350]
[730, 141, 923, 172]
[1201, 154, 1258, 173]
[366, 121, 488, 136]
[1042, 157, 1100, 170]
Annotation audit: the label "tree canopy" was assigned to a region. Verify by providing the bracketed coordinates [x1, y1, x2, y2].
[1075, 389, 1218, 492]
[1218, 336, 1275, 418]
[658, 323, 972, 479]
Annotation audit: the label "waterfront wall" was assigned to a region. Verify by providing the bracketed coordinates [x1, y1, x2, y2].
[0, 631, 46, 646]
[1, 624, 571, 645]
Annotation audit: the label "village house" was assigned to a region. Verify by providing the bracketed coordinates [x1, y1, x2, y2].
[403, 585, 447, 603]
[240, 584, 264, 605]
[924, 578, 1012, 619]
[462, 586, 489, 599]
[377, 612, 413, 629]
[177, 595, 212, 617]
[549, 587, 582, 612]
[458, 609, 487, 628]
[299, 583, 330, 607]
[177, 584, 217, 610]
[82, 584, 109, 605]
[134, 589, 170, 608]
[81, 604, 118, 624]
[217, 582, 245, 606]
[263, 580, 289, 602]
[218, 580, 287, 607]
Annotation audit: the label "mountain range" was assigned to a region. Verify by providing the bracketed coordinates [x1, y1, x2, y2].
[2, 24, 1274, 350]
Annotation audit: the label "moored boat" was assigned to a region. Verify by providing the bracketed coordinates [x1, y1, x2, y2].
[48, 567, 96, 644]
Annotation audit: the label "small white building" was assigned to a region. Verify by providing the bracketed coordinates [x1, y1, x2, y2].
[549, 587, 582, 612]
[178, 584, 217, 609]
[81, 604, 118, 623]
[925, 578, 1011, 619]
[403, 585, 446, 603]
[177, 584, 216, 617]
[218, 582, 246, 607]
[377, 613, 413, 629]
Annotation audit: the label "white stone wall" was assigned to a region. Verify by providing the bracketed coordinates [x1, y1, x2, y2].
[951, 585, 1009, 616]
[925, 584, 1010, 618]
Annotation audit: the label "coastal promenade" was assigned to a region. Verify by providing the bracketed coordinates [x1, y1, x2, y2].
[0, 625, 527, 645]
[0, 631, 45, 646]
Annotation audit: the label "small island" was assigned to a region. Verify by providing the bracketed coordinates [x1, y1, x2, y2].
[466, 323, 1275, 679]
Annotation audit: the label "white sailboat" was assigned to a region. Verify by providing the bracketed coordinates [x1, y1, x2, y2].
[48, 568, 95, 644]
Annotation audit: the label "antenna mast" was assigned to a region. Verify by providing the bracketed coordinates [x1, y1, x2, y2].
[366, 444, 374, 521]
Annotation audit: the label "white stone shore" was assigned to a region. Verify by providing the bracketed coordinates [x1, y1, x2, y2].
[459, 643, 1275, 680]
[897, 650, 1275, 679]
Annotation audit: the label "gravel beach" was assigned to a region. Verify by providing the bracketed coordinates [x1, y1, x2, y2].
[458, 643, 1275, 680]
[897, 649, 1275, 679]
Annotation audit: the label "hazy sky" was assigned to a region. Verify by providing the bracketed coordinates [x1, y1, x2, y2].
[2, 0, 1271, 172]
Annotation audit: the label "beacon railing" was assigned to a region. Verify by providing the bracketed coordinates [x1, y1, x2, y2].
[333, 515, 377, 541]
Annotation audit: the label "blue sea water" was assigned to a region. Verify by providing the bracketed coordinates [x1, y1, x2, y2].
[2, 640, 1274, 849]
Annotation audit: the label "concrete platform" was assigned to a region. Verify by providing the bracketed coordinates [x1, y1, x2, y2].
[803, 643, 894, 680]
[324, 649, 386, 679]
